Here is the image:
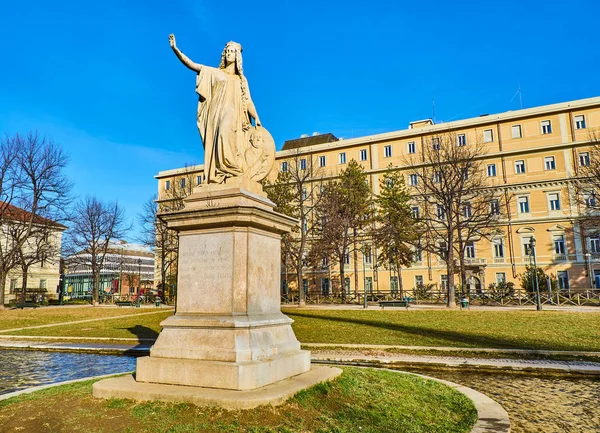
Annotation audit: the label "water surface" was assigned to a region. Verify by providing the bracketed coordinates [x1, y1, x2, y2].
[0, 349, 136, 395]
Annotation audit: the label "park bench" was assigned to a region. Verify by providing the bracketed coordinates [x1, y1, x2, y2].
[115, 301, 133, 307]
[16, 301, 40, 309]
[379, 300, 410, 309]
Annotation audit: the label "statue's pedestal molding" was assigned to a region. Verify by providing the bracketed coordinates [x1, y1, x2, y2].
[94, 181, 333, 405]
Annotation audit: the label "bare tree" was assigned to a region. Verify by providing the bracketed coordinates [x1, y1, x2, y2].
[0, 132, 71, 308]
[404, 133, 505, 307]
[263, 153, 324, 306]
[138, 195, 178, 301]
[65, 197, 129, 305]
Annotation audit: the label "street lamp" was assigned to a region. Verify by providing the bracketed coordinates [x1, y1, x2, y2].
[529, 237, 542, 311]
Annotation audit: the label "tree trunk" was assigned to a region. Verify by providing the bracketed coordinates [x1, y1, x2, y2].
[21, 264, 29, 304]
[353, 230, 359, 295]
[398, 266, 404, 298]
[93, 268, 100, 305]
[297, 266, 305, 307]
[339, 259, 345, 303]
[0, 272, 7, 309]
[446, 244, 457, 308]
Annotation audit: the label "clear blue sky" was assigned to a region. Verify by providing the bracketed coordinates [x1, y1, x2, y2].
[1, 0, 599, 238]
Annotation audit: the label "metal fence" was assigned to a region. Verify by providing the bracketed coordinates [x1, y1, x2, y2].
[281, 288, 600, 307]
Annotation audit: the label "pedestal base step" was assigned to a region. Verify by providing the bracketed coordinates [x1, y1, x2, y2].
[93, 365, 342, 410]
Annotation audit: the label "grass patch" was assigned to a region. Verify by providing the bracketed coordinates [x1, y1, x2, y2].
[5, 307, 600, 352]
[285, 309, 600, 352]
[0, 306, 169, 332]
[0, 368, 476, 433]
[5, 311, 173, 339]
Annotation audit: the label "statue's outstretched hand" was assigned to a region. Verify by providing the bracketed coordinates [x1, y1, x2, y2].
[169, 34, 176, 49]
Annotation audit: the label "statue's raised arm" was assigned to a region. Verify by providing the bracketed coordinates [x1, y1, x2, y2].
[169, 34, 202, 72]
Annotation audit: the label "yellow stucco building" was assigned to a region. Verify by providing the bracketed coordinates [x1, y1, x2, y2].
[156, 96, 600, 296]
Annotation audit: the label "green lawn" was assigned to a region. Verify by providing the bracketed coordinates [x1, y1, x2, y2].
[5, 311, 172, 339]
[285, 309, 600, 351]
[4, 307, 600, 352]
[0, 306, 169, 332]
[0, 368, 477, 433]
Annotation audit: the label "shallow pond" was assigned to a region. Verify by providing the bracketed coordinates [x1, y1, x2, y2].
[0, 349, 136, 395]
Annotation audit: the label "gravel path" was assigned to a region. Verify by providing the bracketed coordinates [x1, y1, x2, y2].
[397, 368, 600, 432]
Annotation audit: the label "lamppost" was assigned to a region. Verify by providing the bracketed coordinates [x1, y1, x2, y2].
[529, 237, 542, 311]
[137, 258, 142, 306]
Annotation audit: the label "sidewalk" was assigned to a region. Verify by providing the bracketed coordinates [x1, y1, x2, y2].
[2, 339, 599, 376]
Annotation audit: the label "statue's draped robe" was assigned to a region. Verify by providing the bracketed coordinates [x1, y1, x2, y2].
[196, 66, 249, 183]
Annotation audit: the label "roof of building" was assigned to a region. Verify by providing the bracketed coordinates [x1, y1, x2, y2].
[0, 201, 68, 230]
[282, 133, 339, 151]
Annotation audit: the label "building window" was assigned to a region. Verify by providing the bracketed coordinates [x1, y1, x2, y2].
[590, 237, 600, 253]
[515, 160, 526, 174]
[433, 171, 442, 183]
[360, 149, 368, 161]
[432, 137, 440, 150]
[490, 199, 501, 215]
[411, 206, 420, 219]
[9, 279, 18, 294]
[415, 275, 424, 288]
[548, 193, 561, 211]
[39, 279, 47, 289]
[441, 275, 448, 290]
[180, 178, 186, 188]
[553, 235, 566, 255]
[413, 247, 423, 262]
[437, 204, 446, 219]
[518, 196, 530, 213]
[321, 256, 329, 267]
[575, 114, 586, 130]
[196, 175, 203, 185]
[281, 161, 288, 172]
[302, 188, 308, 200]
[165, 180, 170, 190]
[343, 250, 350, 265]
[384, 145, 392, 158]
[300, 158, 307, 170]
[487, 164, 497, 177]
[544, 156, 556, 170]
[363, 246, 372, 264]
[496, 272, 506, 283]
[408, 141, 416, 154]
[484, 129, 494, 143]
[493, 239, 505, 258]
[302, 219, 308, 234]
[463, 202, 472, 218]
[511, 125, 522, 139]
[465, 242, 476, 258]
[557, 271, 569, 291]
[338, 153, 346, 164]
[457, 134, 467, 146]
[580, 152, 590, 167]
[409, 174, 418, 186]
[523, 237, 533, 257]
[584, 192, 597, 208]
[319, 156, 326, 167]
[541, 120, 552, 134]
[390, 276, 399, 294]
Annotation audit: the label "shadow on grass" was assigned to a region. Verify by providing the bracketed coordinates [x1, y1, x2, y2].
[119, 325, 158, 357]
[287, 310, 556, 351]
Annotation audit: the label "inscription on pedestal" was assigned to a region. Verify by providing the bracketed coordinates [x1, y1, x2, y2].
[177, 232, 234, 314]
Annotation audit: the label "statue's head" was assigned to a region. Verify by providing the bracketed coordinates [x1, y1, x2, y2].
[219, 41, 243, 75]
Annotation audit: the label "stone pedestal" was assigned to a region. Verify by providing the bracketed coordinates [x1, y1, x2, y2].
[109, 179, 314, 394]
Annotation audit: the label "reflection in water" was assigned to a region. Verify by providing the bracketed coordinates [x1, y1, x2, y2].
[0, 349, 136, 395]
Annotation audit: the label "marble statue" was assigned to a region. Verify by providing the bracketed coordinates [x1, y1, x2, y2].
[169, 34, 275, 184]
